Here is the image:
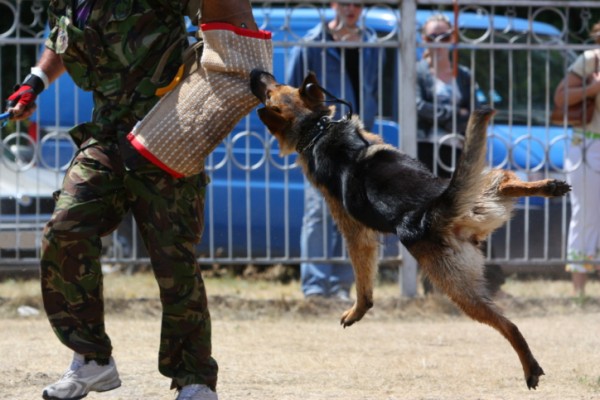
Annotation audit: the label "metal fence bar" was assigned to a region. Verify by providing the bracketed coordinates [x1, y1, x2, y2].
[398, 0, 418, 297]
[1, 1, 600, 282]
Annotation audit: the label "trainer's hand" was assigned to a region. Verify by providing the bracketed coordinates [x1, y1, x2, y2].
[6, 84, 38, 121]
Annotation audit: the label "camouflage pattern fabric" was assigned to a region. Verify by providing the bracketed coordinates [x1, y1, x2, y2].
[40, 0, 219, 390]
[40, 139, 218, 390]
[46, 0, 191, 141]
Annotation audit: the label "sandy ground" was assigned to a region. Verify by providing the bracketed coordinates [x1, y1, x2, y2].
[1, 289, 600, 400]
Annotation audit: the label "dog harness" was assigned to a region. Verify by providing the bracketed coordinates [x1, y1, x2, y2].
[296, 83, 356, 154]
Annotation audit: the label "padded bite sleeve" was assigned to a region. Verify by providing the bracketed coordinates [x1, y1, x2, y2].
[128, 23, 273, 177]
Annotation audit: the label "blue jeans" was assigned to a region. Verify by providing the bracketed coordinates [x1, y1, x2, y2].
[300, 183, 354, 297]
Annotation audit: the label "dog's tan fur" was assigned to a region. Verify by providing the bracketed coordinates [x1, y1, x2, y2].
[250, 70, 571, 389]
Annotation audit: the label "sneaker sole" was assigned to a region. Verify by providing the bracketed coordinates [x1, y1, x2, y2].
[42, 380, 121, 400]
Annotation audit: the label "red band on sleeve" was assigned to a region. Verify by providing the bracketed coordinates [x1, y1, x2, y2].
[127, 133, 185, 179]
[201, 22, 272, 39]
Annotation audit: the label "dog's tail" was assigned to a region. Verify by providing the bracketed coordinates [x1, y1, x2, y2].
[432, 107, 495, 227]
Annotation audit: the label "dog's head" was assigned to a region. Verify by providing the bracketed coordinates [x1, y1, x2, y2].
[250, 69, 333, 156]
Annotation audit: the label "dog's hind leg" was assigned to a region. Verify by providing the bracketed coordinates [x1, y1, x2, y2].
[494, 170, 570, 198]
[447, 286, 544, 389]
[420, 244, 545, 389]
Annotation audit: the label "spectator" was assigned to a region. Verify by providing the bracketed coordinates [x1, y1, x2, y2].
[416, 14, 505, 296]
[286, 2, 381, 300]
[416, 13, 480, 177]
[5, 0, 265, 399]
[553, 21, 600, 297]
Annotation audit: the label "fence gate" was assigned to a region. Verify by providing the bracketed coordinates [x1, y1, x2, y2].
[1, 0, 599, 296]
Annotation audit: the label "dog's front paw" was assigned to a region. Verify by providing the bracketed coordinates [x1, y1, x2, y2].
[340, 303, 368, 328]
[545, 180, 571, 197]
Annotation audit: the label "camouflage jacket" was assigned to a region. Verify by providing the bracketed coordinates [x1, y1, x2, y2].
[45, 0, 199, 144]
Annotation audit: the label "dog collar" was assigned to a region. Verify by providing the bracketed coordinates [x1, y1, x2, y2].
[297, 116, 333, 154]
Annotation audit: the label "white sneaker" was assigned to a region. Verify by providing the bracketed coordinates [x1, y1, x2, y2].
[42, 352, 121, 400]
[334, 288, 352, 302]
[176, 384, 218, 400]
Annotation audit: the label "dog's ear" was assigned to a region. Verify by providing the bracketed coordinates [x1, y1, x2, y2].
[299, 71, 324, 104]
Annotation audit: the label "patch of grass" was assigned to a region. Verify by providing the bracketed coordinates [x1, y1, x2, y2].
[0, 278, 42, 299]
[2, 269, 600, 301]
[0, 271, 305, 301]
[576, 373, 600, 391]
[503, 277, 600, 299]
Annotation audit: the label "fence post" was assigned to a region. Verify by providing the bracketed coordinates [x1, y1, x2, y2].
[398, 0, 418, 298]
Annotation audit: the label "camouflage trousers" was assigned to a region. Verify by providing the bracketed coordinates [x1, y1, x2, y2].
[40, 138, 218, 390]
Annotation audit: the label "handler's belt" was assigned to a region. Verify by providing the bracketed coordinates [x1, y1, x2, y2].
[127, 23, 273, 178]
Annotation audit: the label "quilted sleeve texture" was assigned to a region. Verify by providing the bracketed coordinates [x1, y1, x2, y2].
[128, 24, 273, 177]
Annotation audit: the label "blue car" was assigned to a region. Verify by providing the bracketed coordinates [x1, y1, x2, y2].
[30, 7, 571, 261]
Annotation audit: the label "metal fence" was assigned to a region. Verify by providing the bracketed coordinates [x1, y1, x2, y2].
[1, 1, 599, 290]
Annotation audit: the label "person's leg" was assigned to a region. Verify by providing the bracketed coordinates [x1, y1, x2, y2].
[128, 166, 218, 391]
[586, 138, 600, 250]
[565, 142, 584, 293]
[579, 141, 600, 257]
[300, 182, 332, 297]
[566, 139, 600, 295]
[579, 139, 600, 293]
[328, 223, 354, 299]
[572, 272, 588, 296]
[41, 141, 126, 399]
[41, 140, 127, 361]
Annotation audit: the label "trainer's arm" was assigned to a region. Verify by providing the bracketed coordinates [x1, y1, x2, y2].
[201, 0, 258, 30]
[8, 48, 66, 120]
[34, 48, 66, 86]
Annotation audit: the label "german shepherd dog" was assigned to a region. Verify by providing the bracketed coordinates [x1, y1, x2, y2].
[250, 70, 571, 389]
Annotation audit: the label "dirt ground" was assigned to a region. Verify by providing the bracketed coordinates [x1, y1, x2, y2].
[1, 275, 600, 400]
